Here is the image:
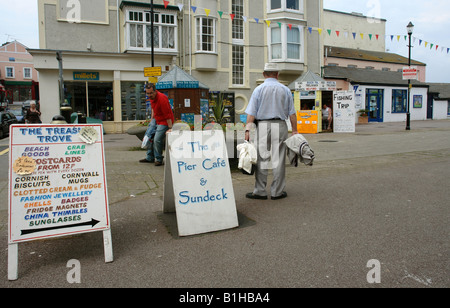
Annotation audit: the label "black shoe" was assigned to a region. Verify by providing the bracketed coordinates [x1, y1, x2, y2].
[139, 159, 154, 163]
[155, 161, 164, 166]
[271, 192, 288, 200]
[246, 193, 268, 200]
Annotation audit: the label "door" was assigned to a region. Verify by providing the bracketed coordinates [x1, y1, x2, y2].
[366, 89, 384, 122]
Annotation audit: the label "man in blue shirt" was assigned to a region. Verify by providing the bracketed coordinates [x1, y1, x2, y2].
[245, 63, 298, 200]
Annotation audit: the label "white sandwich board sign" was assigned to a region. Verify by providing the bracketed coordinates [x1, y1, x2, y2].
[163, 130, 239, 237]
[8, 124, 113, 280]
[333, 91, 356, 133]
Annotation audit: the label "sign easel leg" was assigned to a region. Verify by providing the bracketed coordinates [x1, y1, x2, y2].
[103, 230, 114, 263]
[8, 243, 19, 281]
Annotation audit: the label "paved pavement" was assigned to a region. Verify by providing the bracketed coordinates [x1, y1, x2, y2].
[1, 120, 449, 289]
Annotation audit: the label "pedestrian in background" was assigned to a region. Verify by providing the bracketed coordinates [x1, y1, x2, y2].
[25, 101, 41, 124]
[139, 83, 174, 166]
[244, 63, 299, 200]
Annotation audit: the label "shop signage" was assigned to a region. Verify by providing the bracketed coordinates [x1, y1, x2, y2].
[73, 72, 100, 81]
[295, 81, 337, 91]
[402, 66, 418, 80]
[297, 110, 319, 134]
[176, 81, 199, 89]
[163, 130, 239, 236]
[333, 91, 356, 133]
[8, 124, 113, 280]
[156, 81, 174, 90]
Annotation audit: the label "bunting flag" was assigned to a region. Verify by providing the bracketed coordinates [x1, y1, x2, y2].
[165, 0, 449, 56]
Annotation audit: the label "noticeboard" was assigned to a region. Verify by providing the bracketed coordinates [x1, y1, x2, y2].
[163, 130, 239, 237]
[8, 124, 110, 243]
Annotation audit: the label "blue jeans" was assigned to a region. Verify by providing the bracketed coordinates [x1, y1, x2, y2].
[146, 124, 169, 162]
[145, 119, 157, 139]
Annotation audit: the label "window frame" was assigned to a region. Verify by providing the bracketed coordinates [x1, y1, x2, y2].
[6, 67, 15, 79]
[268, 0, 303, 13]
[23, 67, 32, 79]
[268, 24, 304, 63]
[392, 89, 408, 113]
[195, 16, 217, 53]
[125, 9, 178, 53]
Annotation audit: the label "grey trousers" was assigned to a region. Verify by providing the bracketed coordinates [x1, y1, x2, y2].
[253, 120, 288, 198]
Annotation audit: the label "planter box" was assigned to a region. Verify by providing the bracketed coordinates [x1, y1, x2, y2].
[358, 116, 369, 124]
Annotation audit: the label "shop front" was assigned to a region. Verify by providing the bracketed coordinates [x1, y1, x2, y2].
[29, 49, 176, 133]
[290, 71, 337, 134]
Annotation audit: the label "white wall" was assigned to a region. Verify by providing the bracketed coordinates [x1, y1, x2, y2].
[354, 85, 428, 123]
[433, 100, 449, 120]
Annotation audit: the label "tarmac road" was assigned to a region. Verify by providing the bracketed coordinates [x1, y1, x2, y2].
[0, 120, 449, 289]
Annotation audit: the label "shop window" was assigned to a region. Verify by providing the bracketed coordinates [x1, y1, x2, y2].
[392, 89, 407, 113]
[121, 82, 148, 121]
[64, 82, 114, 121]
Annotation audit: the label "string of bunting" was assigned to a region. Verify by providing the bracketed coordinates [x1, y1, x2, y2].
[161, 0, 449, 55]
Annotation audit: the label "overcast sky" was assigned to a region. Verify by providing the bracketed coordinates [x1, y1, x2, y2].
[2, 0, 450, 82]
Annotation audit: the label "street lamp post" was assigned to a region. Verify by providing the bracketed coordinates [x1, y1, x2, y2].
[406, 22, 414, 131]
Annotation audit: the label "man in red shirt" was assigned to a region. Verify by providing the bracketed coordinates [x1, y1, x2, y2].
[139, 83, 174, 166]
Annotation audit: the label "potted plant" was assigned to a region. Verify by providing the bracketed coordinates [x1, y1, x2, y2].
[358, 109, 369, 124]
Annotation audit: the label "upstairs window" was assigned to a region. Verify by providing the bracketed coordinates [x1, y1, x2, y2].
[126, 10, 177, 52]
[269, 0, 302, 12]
[269, 25, 304, 62]
[196, 17, 216, 53]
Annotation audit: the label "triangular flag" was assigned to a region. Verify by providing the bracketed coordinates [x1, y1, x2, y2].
[204, 8, 210, 16]
[344, 32, 348, 38]
[242, 16, 247, 22]
[369, 34, 372, 40]
[327, 29, 331, 36]
[390, 35, 394, 41]
[229, 14, 235, 21]
[447, 48, 449, 54]
[352, 33, 357, 39]
[376, 34, 379, 40]
[436, 45, 439, 50]
[360, 33, 364, 40]
[425, 42, 428, 47]
[318, 28, 323, 35]
[163, 0, 169, 9]
[404, 35, 407, 41]
[288, 24, 292, 30]
[430, 43, 434, 49]
[336, 31, 340, 37]
[277, 22, 282, 28]
[266, 20, 271, 27]
[308, 27, 312, 34]
[419, 39, 422, 46]
[191, 6, 197, 13]
[218, 11, 223, 18]
[397, 35, 401, 42]
[177, 3, 184, 11]
[254, 18, 259, 24]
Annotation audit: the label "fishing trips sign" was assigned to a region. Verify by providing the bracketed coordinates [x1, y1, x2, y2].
[8, 124, 110, 243]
